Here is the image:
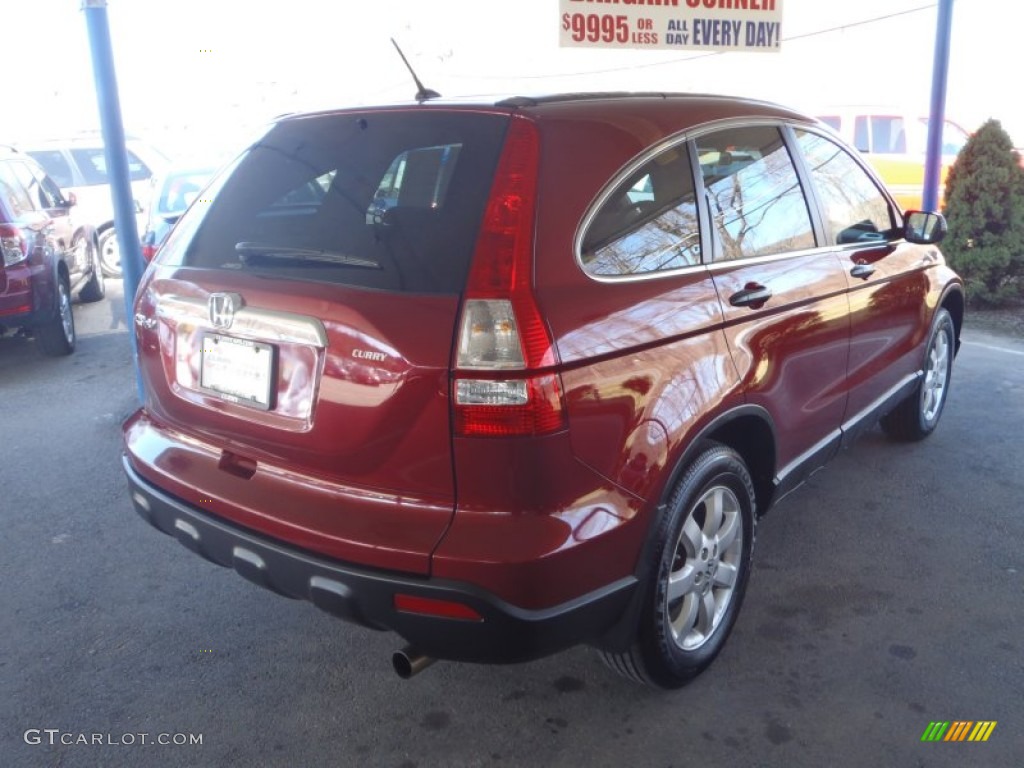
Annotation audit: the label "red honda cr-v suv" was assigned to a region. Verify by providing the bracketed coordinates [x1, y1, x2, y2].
[123, 94, 963, 688]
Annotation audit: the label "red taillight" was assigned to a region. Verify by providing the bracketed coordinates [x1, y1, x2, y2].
[0, 224, 28, 267]
[453, 117, 566, 437]
[141, 242, 158, 262]
[394, 594, 483, 622]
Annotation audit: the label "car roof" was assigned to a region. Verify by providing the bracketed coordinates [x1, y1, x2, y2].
[279, 91, 813, 125]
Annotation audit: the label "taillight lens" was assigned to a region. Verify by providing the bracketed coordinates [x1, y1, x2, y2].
[0, 224, 28, 267]
[454, 374, 564, 436]
[457, 299, 524, 369]
[453, 117, 566, 437]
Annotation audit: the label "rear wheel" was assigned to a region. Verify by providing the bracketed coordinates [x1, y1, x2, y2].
[602, 443, 756, 688]
[37, 276, 76, 356]
[98, 229, 121, 278]
[880, 308, 954, 441]
[77, 236, 106, 302]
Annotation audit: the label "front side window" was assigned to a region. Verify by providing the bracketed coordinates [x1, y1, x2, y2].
[914, 118, 970, 156]
[698, 126, 816, 261]
[794, 130, 897, 245]
[581, 143, 701, 277]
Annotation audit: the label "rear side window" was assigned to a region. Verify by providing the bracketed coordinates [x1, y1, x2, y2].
[182, 111, 508, 293]
[698, 126, 816, 261]
[8, 161, 54, 210]
[794, 130, 897, 245]
[26, 150, 75, 188]
[581, 143, 701, 277]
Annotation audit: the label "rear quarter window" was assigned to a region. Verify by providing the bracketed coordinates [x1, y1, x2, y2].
[181, 111, 508, 294]
[580, 142, 701, 277]
[0, 163, 37, 218]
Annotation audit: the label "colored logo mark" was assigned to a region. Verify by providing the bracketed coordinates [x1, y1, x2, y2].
[921, 721, 997, 742]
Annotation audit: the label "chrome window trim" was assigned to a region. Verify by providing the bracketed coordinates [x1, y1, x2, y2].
[574, 116, 829, 284]
[157, 294, 328, 347]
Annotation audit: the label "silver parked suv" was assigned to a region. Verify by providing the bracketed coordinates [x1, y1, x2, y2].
[20, 134, 169, 278]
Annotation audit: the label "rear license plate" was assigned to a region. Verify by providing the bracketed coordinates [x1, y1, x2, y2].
[200, 333, 275, 409]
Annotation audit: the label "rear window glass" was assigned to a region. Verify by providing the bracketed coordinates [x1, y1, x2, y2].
[182, 111, 508, 293]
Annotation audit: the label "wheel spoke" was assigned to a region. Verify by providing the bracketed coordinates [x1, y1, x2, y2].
[667, 564, 697, 603]
[671, 593, 699, 639]
[716, 509, 740, 553]
[680, 516, 702, 558]
[703, 488, 724, 536]
[713, 561, 738, 588]
[696, 591, 716, 635]
[922, 386, 935, 418]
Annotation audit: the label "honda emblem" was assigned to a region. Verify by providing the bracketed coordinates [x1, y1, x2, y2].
[208, 293, 242, 329]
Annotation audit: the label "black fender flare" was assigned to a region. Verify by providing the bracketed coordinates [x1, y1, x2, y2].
[595, 403, 777, 652]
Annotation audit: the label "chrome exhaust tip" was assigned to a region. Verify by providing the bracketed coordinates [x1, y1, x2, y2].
[392, 645, 436, 679]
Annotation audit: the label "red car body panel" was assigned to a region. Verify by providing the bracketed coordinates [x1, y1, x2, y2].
[121, 94, 964, 666]
[130, 269, 461, 575]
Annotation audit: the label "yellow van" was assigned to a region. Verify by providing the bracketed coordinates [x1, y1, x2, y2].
[814, 109, 970, 211]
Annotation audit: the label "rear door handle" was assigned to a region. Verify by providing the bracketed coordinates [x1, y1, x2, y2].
[729, 285, 772, 307]
[850, 263, 876, 279]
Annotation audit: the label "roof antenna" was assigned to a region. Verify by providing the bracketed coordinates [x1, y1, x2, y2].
[391, 38, 441, 102]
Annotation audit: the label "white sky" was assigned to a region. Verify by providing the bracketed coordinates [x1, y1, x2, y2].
[6, 0, 1021, 159]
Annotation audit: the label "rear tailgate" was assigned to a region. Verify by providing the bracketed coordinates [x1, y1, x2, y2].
[126, 108, 510, 574]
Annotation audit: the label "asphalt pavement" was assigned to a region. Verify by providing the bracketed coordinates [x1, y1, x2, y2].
[2, 282, 1021, 768]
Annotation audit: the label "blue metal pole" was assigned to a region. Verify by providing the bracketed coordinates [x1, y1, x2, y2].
[81, 0, 144, 401]
[922, 0, 955, 213]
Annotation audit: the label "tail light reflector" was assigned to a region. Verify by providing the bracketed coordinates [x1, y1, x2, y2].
[394, 594, 483, 622]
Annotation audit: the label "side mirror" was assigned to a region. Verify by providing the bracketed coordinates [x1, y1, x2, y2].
[904, 211, 947, 245]
[60, 192, 77, 208]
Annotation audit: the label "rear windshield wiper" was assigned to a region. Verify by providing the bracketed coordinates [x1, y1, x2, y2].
[235, 242, 380, 269]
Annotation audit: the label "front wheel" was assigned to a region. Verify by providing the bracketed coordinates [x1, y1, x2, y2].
[98, 229, 121, 278]
[880, 308, 955, 442]
[602, 443, 756, 689]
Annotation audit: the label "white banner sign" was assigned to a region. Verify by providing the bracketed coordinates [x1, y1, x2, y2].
[559, 0, 783, 52]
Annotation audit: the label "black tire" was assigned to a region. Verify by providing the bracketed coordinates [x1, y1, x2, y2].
[880, 308, 955, 442]
[602, 443, 756, 689]
[98, 228, 121, 278]
[37, 276, 76, 356]
[77, 236, 106, 303]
